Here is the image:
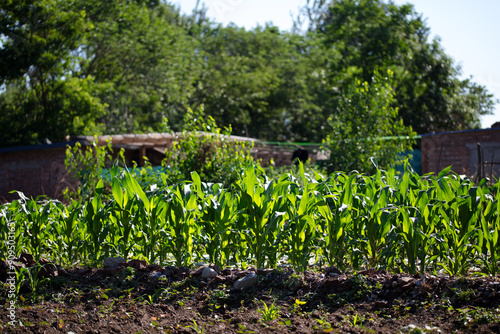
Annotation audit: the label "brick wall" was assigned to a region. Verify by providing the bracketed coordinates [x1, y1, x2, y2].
[421, 128, 500, 179]
[1, 134, 319, 202]
[0, 145, 77, 202]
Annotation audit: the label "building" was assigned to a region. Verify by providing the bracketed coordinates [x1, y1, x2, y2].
[421, 127, 500, 181]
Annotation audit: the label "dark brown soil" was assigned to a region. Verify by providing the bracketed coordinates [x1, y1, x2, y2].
[1, 259, 500, 333]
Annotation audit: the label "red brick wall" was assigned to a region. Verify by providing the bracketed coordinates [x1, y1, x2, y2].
[0, 147, 77, 202]
[421, 128, 500, 178]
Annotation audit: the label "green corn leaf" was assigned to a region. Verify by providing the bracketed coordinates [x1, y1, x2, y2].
[379, 210, 392, 237]
[112, 178, 124, 208]
[95, 179, 104, 196]
[317, 201, 333, 220]
[437, 178, 455, 202]
[437, 165, 452, 179]
[124, 172, 150, 213]
[186, 194, 197, 211]
[298, 187, 309, 216]
[191, 171, 202, 194]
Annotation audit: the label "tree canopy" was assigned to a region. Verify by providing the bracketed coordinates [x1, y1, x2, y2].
[0, 0, 496, 155]
[305, 0, 496, 134]
[0, 0, 106, 145]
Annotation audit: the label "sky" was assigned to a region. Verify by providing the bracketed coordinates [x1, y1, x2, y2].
[175, 0, 500, 128]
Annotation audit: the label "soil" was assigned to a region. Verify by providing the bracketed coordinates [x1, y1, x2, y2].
[1, 257, 500, 334]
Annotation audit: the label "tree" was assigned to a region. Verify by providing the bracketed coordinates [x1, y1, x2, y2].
[322, 71, 416, 174]
[77, 0, 201, 134]
[192, 23, 331, 142]
[394, 38, 497, 133]
[0, 0, 106, 145]
[303, 0, 496, 134]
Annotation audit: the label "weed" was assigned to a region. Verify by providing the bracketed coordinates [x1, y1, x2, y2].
[207, 288, 229, 311]
[278, 319, 293, 327]
[257, 300, 280, 321]
[457, 307, 500, 328]
[144, 288, 164, 305]
[450, 285, 476, 304]
[314, 318, 334, 332]
[289, 298, 307, 314]
[283, 272, 303, 291]
[236, 323, 257, 334]
[186, 319, 204, 333]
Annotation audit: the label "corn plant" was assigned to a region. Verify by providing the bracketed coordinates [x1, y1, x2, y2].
[477, 194, 500, 275]
[436, 206, 477, 276]
[15, 193, 55, 262]
[17, 265, 50, 304]
[284, 186, 318, 272]
[282, 164, 320, 272]
[412, 192, 442, 273]
[166, 184, 199, 267]
[434, 177, 482, 275]
[49, 201, 82, 265]
[109, 176, 137, 261]
[5, 158, 500, 276]
[121, 171, 169, 263]
[80, 180, 112, 266]
[138, 195, 169, 264]
[234, 164, 289, 269]
[0, 200, 23, 260]
[192, 172, 239, 267]
[394, 208, 426, 274]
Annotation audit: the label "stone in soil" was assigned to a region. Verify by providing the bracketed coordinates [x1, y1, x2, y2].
[202, 266, 218, 279]
[234, 272, 257, 290]
[103, 257, 125, 271]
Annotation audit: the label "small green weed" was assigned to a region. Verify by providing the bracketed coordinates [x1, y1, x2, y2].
[207, 288, 229, 311]
[186, 319, 204, 333]
[450, 285, 476, 304]
[313, 318, 333, 332]
[457, 307, 500, 328]
[236, 323, 257, 334]
[283, 273, 303, 291]
[289, 298, 307, 314]
[257, 300, 280, 321]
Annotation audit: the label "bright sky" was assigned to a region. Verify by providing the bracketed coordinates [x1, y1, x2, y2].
[175, 0, 500, 129]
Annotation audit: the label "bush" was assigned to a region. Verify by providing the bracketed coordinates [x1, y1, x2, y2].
[64, 136, 123, 201]
[322, 70, 416, 174]
[163, 107, 256, 187]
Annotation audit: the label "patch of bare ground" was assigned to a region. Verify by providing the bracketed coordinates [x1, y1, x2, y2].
[1, 258, 500, 333]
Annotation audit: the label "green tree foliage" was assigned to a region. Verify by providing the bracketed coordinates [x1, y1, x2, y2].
[0, 0, 497, 154]
[304, 0, 496, 134]
[191, 24, 329, 142]
[0, 0, 106, 145]
[76, 0, 201, 134]
[322, 71, 415, 174]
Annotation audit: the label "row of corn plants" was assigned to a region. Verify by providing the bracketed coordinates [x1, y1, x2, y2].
[1, 162, 500, 275]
